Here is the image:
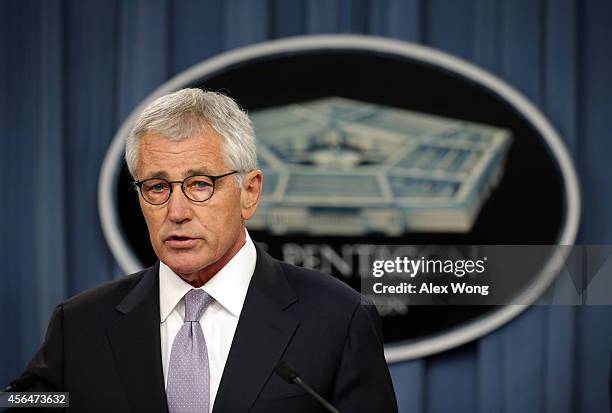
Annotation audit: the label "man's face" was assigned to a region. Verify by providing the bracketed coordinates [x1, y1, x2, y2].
[136, 130, 261, 283]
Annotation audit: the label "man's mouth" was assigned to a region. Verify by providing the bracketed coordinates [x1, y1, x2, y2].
[164, 235, 199, 248]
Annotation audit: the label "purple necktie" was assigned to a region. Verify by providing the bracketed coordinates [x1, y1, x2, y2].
[167, 289, 214, 413]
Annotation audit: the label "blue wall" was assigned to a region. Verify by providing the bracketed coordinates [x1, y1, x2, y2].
[1, 1, 611, 412]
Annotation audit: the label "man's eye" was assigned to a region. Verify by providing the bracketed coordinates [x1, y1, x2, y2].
[146, 182, 169, 192]
[191, 180, 211, 190]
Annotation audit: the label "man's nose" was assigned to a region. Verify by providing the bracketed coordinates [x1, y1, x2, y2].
[166, 184, 193, 223]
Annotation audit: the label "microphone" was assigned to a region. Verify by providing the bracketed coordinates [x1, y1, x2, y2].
[275, 361, 340, 413]
[2, 374, 36, 392]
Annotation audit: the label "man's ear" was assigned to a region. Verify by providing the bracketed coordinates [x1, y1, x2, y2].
[240, 170, 263, 220]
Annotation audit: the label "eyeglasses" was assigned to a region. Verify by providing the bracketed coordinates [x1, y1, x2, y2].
[134, 171, 238, 205]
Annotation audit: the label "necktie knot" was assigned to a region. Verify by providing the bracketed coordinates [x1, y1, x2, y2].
[184, 289, 213, 322]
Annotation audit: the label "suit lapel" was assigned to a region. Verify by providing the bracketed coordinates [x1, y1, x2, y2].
[213, 245, 299, 413]
[106, 264, 168, 413]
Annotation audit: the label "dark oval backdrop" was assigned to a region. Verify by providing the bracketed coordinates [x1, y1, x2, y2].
[99, 36, 580, 361]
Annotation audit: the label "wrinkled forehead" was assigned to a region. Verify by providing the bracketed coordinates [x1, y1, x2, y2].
[137, 131, 228, 178]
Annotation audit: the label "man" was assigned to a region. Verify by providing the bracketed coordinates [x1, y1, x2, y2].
[9, 88, 398, 412]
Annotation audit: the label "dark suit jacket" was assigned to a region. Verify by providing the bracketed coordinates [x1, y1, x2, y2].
[11, 244, 397, 412]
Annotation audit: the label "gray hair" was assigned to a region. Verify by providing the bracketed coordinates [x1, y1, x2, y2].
[125, 88, 257, 181]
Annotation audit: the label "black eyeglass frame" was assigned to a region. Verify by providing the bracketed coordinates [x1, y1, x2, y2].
[133, 170, 239, 205]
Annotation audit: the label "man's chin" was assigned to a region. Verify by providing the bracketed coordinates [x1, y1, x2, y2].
[161, 255, 211, 278]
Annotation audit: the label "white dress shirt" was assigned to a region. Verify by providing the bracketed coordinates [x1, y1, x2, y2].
[159, 230, 256, 413]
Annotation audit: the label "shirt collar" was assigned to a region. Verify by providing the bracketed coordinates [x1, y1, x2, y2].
[159, 229, 257, 322]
